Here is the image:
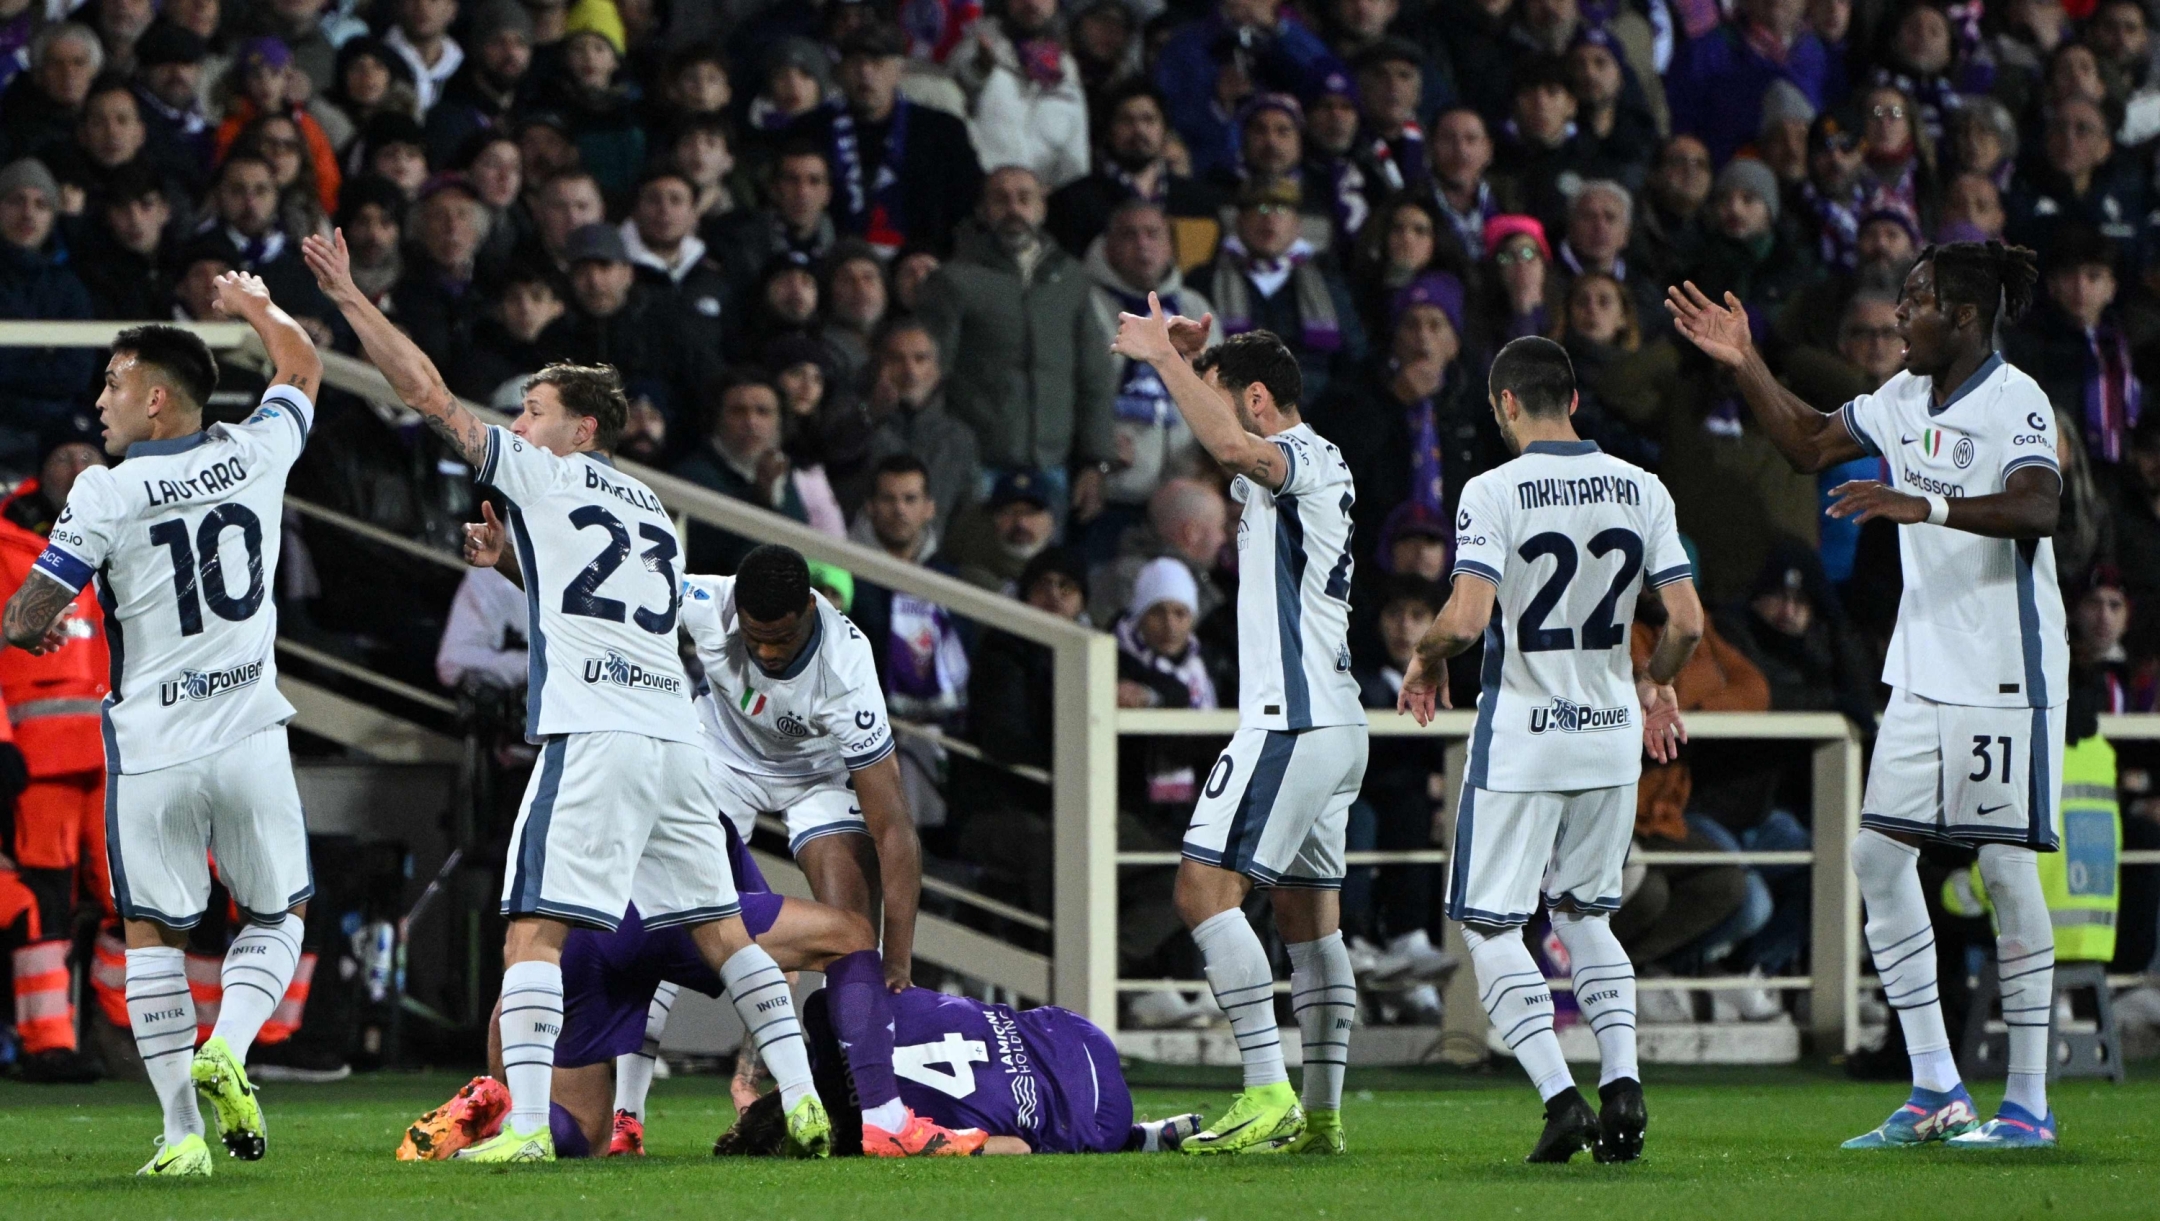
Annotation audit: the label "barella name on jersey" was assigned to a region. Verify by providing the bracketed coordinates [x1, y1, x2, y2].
[144, 457, 251, 507]
[585, 465, 666, 514]
[582, 649, 684, 695]
[159, 659, 263, 706]
[1528, 696, 1631, 734]
[1515, 474, 1641, 510]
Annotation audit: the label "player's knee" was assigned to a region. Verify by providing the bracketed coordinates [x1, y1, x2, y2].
[1976, 844, 2049, 948]
[829, 908, 876, 955]
[1850, 828, 1918, 890]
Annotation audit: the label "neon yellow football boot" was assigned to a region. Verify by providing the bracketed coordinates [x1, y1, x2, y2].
[191, 1036, 266, 1160]
[782, 1094, 833, 1158]
[452, 1124, 555, 1163]
[1183, 1082, 1304, 1155]
[137, 1133, 214, 1177]
[1285, 1106, 1345, 1153]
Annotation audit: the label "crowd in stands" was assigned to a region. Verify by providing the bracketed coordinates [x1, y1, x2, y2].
[5, 0, 2160, 1029]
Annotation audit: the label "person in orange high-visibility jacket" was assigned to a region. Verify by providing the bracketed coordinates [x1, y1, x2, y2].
[0, 423, 113, 1082]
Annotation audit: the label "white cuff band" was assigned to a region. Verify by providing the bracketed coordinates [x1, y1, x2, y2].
[1922, 492, 1950, 526]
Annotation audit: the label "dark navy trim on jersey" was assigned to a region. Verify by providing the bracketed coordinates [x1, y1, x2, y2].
[2014, 539, 2048, 708]
[1267, 874, 1345, 890]
[1648, 562, 1694, 588]
[842, 735, 896, 771]
[1274, 495, 1312, 728]
[1545, 892, 1624, 914]
[2003, 454, 2061, 481]
[32, 545, 92, 593]
[1862, 809, 2059, 851]
[772, 609, 825, 680]
[506, 737, 567, 915]
[1272, 437, 1297, 486]
[127, 431, 209, 458]
[104, 766, 132, 915]
[2027, 705, 2059, 851]
[516, 899, 628, 931]
[1522, 440, 1599, 456]
[789, 819, 871, 854]
[481, 427, 505, 486]
[99, 565, 124, 768]
[1467, 612, 1505, 789]
[585, 451, 616, 469]
[1453, 559, 1501, 586]
[1446, 784, 1477, 918]
[508, 507, 548, 734]
[1931, 352, 2003, 416]
[640, 901, 744, 930]
[1219, 730, 1296, 876]
[1838, 401, 1883, 456]
[253, 386, 313, 444]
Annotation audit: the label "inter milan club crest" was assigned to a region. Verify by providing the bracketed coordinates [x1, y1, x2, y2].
[1952, 437, 1975, 469]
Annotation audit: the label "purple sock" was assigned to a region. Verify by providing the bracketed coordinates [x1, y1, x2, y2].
[825, 949, 901, 1110]
[550, 1103, 591, 1158]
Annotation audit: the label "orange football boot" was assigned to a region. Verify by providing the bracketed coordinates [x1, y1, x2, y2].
[608, 1109, 646, 1156]
[861, 1109, 988, 1157]
[398, 1076, 510, 1161]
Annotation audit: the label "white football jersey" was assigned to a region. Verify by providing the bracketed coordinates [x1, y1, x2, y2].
[478, 427, 698, 743]
[1230, 422, 1365, 731]
[34, 386, 310, 774]
[1839, 354, 2068, 708]
[1452, 440, 1691, 793]
[679, 574, 894, 779]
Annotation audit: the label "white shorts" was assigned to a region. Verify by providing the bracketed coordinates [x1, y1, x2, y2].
[1446, 782, 1636, 927]
[710, 762, 864, 855]
[1863, 689, 2064, 851]
[107, 725, 310, 928]
[1182, 725, 1367, 888]
[502, 731, 737, 931]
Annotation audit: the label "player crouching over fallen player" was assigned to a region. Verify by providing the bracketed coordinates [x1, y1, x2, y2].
[398, 824, 989, 1159]
[715, 986, 1201, 1157]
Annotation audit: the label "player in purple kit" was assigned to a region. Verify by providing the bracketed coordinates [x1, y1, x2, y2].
[398, 823, 986, 1159]
[716, 987, 1202, 1157]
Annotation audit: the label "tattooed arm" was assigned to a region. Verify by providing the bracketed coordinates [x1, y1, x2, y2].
[1108, 291, 1288, 490]
[299, 228, 492, 468]
[211, 270, 321, 399]
[4, 571, 78, 654]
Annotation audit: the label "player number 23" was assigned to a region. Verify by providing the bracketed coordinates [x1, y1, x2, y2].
[1969, 734, 2013, 783]
[561, 505, 679, 634]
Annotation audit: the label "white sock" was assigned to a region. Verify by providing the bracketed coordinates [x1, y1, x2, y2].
[1462, 923, 1573, 1101]
[499, 960, 564, 1134]
[1979, 844, 2055, 1117]
[1286, 932, 1355, 1112]
[1191, 908, 1288, 1088]
[1851, 830, 1960, 1093]
[211, 913, 303, 1063]
[613, 981, 679, 1119]
[1552, 910, 1638, 1087]
[125, 946, 204, 1145]
[719, 944, 816, 1111]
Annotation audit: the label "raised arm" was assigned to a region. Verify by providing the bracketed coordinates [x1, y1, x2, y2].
[213, 270, 321, 398]
[300, 228, 490, 468]
[1110, 292, 1287, 489]
[1396, 573, 1498, 725]
[848, 753, 920, 993]
[1667, 282, 1865, 474]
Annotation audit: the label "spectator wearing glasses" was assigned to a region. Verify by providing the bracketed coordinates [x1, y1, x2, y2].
[1190, 174, 1365, 404]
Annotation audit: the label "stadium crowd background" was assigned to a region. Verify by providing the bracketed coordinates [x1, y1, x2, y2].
[2, 0, 2160, 1071]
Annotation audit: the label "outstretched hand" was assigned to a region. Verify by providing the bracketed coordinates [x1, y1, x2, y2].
[1111, 291, 1182, 366]
[1396, 653, 1451, 726]
[300, 228, 358, 302]
[1825, 479, 1928, 525]
[1639, 678, 1686, 764]
[1665, 281, 1753, 368]
[209, 270, 273, 320]
[1165, 311, 1213, 360]
[464, 501, 506, 568]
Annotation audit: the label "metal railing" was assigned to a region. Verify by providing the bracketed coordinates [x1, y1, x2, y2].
[10, 320, 2157, 1055]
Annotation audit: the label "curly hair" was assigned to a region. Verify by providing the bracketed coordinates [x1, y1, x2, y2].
[1919, 239, 2039, 331]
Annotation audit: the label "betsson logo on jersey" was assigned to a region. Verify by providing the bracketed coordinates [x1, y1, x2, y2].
[159, 660, 264, 706]
[1528, 697, 1631, 734]
[581, 649, 684, 695]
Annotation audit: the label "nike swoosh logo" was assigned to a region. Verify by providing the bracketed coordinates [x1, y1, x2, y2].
[1977, 804, 2010, 816]
[1206, 1115, 1257, 1142]
[1901, 435, 1919, 445]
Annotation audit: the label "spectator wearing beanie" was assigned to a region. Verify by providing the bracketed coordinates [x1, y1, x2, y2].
[1046, 79, 1223, 258]
[424, 0, 534, 167]
[1476, 212, 1559, 346]
[1567, 26, 1658, 184]
[1189, 174, 1366, 405]
[955, 0, 1090, 191]
[0, 158, 95, 465]
[1690, 156, 1814, 318]
[1750, 78, 1816, 190]
[213, 37, 343, 215]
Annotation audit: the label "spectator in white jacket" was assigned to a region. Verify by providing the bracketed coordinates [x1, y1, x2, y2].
[435, 564, 527, 689]
[955, 0, 1091, 190]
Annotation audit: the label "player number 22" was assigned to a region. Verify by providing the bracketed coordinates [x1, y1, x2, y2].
[1515, 528, 1643, 652]
[1969, 734, 2013, 783]
[891, 1033, 989, 1099]
[561, 505, 679, 634]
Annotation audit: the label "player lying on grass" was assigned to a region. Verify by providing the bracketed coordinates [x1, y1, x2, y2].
[399, 822, 986, 1159]
[714, 986, 1202, 1157]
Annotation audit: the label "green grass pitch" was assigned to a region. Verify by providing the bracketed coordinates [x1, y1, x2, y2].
[2, 1065, 2155, 1220]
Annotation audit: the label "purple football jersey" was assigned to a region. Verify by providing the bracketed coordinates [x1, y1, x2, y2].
[872, 989, 1133, 1154]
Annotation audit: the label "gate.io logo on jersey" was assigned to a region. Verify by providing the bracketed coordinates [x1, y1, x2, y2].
[160, 660, 264, 706]
[582, 650, 684, 696]
[1528, 697, 1630, 734]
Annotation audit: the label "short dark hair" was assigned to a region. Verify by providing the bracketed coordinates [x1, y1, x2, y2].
[526, 362, 629, 450]
[1211, 331, 1302, 411]
[217, 151, 275, 185]
[634, 163, 695, 200]
[112, 324, 218, 412]
[1097, 77, 1167, 129]
[704, 366, 780, 428]
[1489, 335, 1576, 417]
[1921, 239, 2039, 330]
[1379, 573, 1446, 618]
[871, 452, 929, 490]
[736, 544, 812, 622]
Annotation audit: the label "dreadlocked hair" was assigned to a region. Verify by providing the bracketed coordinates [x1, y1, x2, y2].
[1918, 239, 2040, 331]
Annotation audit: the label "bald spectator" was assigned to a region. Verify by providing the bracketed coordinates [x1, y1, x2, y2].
[1089, 477, 1231, 629]
[1047, 80, 1221, 257]
[1189, 175, 1366, 405]
[918, 165, 1115, 524]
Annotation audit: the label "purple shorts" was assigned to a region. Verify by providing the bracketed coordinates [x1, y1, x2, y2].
[553, 821, 782, 1068]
